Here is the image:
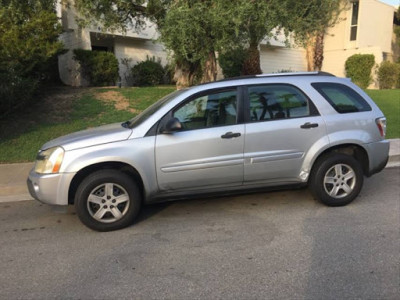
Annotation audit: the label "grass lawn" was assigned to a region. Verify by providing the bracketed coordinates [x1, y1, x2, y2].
[0, 86, 176, 163]
[0, 86, 398, 163]
[365, 89, 400, 139]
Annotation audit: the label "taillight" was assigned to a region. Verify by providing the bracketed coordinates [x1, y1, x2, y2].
[375, 117, 386, 138]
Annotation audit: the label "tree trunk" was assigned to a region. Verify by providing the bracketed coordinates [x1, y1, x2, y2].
[306, 35, 316, 71]
[174, 66, 190, 90]
[174, 60, 200, 89]
[201, 51, 218, 83]
[242, 43, 262, 75]
[313, 31, 325, 71]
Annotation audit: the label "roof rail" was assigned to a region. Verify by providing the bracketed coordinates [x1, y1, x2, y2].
[215, 71, 335, 83]
[256, 71, 335, 77]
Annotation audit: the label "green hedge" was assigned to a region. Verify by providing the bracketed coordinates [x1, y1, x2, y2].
[131, 57, 165, 86]
[345, 54, 375, 89]
[377, 61, 400, 89]
[73, 49, 119, 86]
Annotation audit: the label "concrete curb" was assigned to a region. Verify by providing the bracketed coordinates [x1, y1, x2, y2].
[1, 139, 399, 204]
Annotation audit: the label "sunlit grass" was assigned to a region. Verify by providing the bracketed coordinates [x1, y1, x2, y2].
[366, 89, 400, 139]
[0, 86, 175, 163]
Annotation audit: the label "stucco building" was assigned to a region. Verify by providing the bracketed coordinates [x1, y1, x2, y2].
[322, 0, 398, 88]
[56, 0, 398, 88]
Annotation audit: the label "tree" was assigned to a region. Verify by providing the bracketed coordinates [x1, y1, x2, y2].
[226, 0, 281, 75]
[157, 1, 216, 87]
[74, 0, 346, 85]
[394, 6, 400, 52]
[0, 0, 64, 116]
[75, 0, 240, 87]
[74, 0, 148, 32]
[279, 0, 347, 71]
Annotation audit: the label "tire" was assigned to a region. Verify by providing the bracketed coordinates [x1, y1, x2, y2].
[309, 153, 364, 207]
[74, 169, 142, 231]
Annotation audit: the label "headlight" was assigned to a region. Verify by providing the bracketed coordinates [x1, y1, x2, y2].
[34, 146, 64, 174]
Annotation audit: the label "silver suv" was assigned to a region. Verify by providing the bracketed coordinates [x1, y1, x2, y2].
[27, 72, 389, 231]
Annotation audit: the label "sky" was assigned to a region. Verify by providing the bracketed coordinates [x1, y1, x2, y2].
[379, 0, 399, 7]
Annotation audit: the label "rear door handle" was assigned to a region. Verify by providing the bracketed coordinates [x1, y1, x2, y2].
[300, 122, 318, 129]
[221, 132, 241, 139]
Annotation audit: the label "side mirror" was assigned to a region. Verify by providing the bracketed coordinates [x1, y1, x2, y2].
[161, 117, 182, 134]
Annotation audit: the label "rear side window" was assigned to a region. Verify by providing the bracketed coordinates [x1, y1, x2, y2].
[312, 82, 371, 113]
[247, 84, 316, 122]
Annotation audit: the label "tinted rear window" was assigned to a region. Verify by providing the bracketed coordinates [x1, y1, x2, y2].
[312, 83, 371, 113]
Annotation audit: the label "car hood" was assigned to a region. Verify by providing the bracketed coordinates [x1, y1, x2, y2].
[41, 123, 133, 151]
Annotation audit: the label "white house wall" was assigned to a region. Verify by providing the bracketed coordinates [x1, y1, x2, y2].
[322, 46, 383, 88]
[357, 0, 394, 54]
[58, 29, 91, 86]
[260, 46, 307, 73]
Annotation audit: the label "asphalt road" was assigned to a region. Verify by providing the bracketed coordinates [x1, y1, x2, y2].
[1, 168, 399, 299]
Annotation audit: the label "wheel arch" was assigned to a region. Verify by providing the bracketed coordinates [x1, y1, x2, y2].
[68, 162, 145, 205]
[309, 143, 369, 180]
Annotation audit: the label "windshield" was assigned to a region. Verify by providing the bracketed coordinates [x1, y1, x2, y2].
[127, 89, 186, 129]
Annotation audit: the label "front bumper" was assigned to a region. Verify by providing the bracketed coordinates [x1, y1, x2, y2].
[27, 169, 75, 205]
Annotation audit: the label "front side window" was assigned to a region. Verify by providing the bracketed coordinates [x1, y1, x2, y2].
[312, 82, 371, 113]
[173, 89, 237, 130]
[248, 84, 312, 122]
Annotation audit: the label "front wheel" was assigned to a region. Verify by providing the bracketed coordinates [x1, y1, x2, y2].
[74, 170, 141, 231]
[309, 153, 364, 206]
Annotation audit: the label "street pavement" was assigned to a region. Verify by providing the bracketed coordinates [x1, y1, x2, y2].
[0, 167, 399, 299]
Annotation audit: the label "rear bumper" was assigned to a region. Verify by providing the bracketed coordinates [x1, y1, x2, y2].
[364, 140, 390, 176]
[27, 169, 75, 205]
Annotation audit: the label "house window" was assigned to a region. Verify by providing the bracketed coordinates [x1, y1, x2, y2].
[350, 0, 359, 41]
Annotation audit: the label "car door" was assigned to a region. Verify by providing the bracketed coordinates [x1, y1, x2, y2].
[155, 88, 245, 191]
[243, 84, 327, 183]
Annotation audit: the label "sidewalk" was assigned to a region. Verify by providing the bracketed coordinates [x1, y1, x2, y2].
[1, 139, 399, 203]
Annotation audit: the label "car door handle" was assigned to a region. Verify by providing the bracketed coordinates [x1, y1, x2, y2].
[221, 132, 241, 139]
[300, 122, 319, 129]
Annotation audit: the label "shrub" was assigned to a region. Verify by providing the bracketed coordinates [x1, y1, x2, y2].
[218, 48, 246, 78]
[0, 70, 38, 117]
[345, 54, 375, 89]
[131, 56, 165, 86]
[73, 49, 119, 86]
[377, 61, 400, 89]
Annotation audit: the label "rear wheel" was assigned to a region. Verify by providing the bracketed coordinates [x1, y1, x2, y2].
[75, 170, 141, 231]
[310, 153, 364, 206]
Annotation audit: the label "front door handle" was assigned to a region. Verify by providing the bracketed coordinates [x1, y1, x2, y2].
[221, 132, 241, 139]
[300, 122, 319, 129]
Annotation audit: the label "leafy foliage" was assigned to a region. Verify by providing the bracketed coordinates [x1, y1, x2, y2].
[377, 61, 400, 90]
[73, 50, 119, 86]
[0, 0, 64, 116]
[345, 54, 375, 89]
[131, 56, 165, 86]
[280, 0, 345, 44]
[218, 47, 246, 78]
[74, 0, 147, 32]
[73, 0, 346, 84]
